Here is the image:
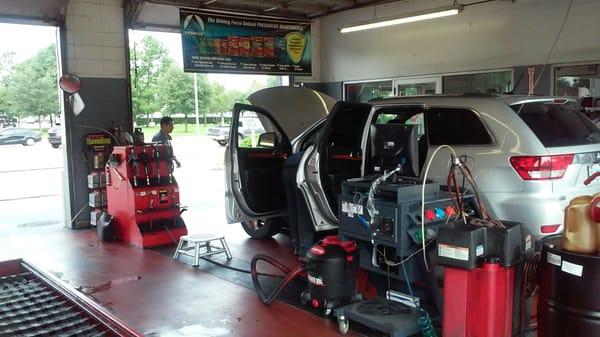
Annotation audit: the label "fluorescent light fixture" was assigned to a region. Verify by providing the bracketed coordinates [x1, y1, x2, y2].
[340, 5, 463, 33]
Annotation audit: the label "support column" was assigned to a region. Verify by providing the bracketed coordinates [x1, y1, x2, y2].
[62, 0, 131, 228]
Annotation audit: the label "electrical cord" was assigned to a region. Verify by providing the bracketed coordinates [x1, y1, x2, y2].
[532, 0, 574, 92]
[520, 252, 541, 336]
[376, 240, 435, 267]
[420, 145, 458, 271]
[251, 254, 306, 305]
[366, 166, 402, 224]
[400, 262, 438, 337]
[69, 204, 89, 226]
[76, 125, 121, 145]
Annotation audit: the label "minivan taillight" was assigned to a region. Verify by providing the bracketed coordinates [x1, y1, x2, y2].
[509, 154, 574, 180]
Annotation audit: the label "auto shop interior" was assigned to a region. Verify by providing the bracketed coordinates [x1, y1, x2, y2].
[0, 0, 599, 336]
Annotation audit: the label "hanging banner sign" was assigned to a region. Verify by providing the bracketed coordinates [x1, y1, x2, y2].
[180, 10, 312, 75]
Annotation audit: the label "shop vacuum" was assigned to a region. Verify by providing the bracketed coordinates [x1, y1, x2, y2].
[251, 236, 360, 316]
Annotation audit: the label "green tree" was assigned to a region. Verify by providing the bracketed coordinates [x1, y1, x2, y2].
[0, 52, 16, 115]
[158, 66, 211, 132]
[266, 75, 282, 88]
[7, 45, 58, 127]
[130, 36, 172, 125]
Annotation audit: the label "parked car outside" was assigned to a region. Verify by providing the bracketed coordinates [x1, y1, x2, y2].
[48, 124, 61, 148]
[207, 116, 265, 146]
[0, 115, 17, 128]
[0, 127, 42, 146]
[224, 88, 600, 249]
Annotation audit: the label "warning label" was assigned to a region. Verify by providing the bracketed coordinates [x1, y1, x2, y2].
[438, 244, 469, 261]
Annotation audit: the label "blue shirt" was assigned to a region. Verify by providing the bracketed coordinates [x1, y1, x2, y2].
[152, 131, 172, 145]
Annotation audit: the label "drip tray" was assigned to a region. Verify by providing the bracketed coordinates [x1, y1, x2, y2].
[0, 259, 141, 337]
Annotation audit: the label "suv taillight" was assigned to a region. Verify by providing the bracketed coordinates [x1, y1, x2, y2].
[509, 154, 574, 180]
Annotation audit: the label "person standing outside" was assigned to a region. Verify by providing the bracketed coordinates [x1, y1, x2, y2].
[152, 116, 181, 167]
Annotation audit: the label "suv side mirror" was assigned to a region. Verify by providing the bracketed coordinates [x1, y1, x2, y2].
[258, 132, 277, 148]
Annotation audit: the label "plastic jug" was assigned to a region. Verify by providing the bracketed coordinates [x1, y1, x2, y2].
[562, 195, 597, 254]
[591, 193, 600, 223]
[591, 193, 600, 255]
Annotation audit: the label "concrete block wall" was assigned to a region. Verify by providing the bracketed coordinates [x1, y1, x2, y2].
[66, 0, 126, 78]
[62, 0, 131, 228]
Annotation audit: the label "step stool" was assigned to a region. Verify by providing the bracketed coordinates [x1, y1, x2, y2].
[173, 234, 232, 266]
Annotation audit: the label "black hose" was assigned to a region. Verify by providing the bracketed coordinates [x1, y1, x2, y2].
[201, 256, 285, 278]
[251, 254, 306, 305]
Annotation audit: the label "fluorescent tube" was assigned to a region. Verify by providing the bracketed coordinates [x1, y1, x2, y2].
[340, 5, 463, 33]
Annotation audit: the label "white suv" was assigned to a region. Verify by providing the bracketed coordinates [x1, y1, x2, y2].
[224, 88, 600, 248]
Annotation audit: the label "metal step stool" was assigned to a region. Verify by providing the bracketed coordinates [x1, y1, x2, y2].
[173, 234, 232, 266]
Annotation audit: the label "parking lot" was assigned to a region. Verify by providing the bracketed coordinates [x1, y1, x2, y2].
[0, 135, 229, 235]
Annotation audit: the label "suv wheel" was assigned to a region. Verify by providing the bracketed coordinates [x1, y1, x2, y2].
[24, 138, 35, 146]
[241, 218, 282, 239]
[51, 144, 60, 149]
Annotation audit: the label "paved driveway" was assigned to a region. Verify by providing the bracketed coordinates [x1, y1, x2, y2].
[0, 135, 231, 236]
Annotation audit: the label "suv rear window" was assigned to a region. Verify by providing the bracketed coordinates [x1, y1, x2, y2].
[426, 108, 492, 145]
[511, 101, 600, 147]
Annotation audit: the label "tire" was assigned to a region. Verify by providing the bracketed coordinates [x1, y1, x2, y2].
[241, 218, 282, 239]
[51, 144, 60, 149]
[217, 140, 228, 146]
[24, 138, 35, 146]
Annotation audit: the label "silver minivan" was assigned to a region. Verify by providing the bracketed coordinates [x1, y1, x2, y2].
[225, 88, 600, 245]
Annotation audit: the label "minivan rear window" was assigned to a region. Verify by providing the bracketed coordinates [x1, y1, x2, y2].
[511, 102, 600, 147]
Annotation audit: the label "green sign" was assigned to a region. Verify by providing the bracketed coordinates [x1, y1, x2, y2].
[180, 10, 312, 75]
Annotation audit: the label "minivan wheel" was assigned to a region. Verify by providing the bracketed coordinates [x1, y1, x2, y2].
[24, 138, 35, 146]
[241, 218, 281, 239]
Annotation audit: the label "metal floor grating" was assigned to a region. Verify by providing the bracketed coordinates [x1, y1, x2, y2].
[0, 272, 118, 337]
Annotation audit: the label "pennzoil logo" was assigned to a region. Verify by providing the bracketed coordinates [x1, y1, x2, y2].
[85, 136, 111, 146]
[183, 14, 205, 33]
[308, 274, 324, 287]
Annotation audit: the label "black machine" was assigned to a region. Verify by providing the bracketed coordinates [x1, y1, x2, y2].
[339, 176, 476, 282]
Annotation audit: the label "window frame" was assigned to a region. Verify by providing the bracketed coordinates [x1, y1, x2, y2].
[551, 61, 600, 97]
[442, 69, 514, 95]
[343, 68, 514, 102]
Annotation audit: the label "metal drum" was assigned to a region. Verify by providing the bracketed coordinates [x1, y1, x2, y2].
[538, 236, 600, 337]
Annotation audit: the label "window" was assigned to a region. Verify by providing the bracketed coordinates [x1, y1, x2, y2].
[345, 80, 393, 103]
[554, 65, 600, 116]
[511, 102, 600, 147]
[426, 108, 492, 145]
[443, 71, 512, 95]
[374, 108, 425, 137]
[397, 83, 436, 96]
[237, 111, 273, 148]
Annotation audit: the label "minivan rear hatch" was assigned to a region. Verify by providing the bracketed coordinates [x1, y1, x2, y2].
[511, 100, 600, 194]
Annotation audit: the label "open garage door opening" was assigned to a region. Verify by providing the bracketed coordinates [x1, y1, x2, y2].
[129, 29, 289, 234]
[0, 23, 65, 235]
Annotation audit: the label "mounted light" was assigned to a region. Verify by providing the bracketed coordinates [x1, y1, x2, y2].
[339, 5, 464, 33]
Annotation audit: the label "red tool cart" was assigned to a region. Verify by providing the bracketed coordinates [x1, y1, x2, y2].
[106, 145, 187, 248]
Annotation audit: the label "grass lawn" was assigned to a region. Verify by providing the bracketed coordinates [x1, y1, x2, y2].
[139, 123, 219, 138]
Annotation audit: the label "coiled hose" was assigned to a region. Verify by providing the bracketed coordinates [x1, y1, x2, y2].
[250, 254, 305, 305]
[400, 262, 438, 337]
